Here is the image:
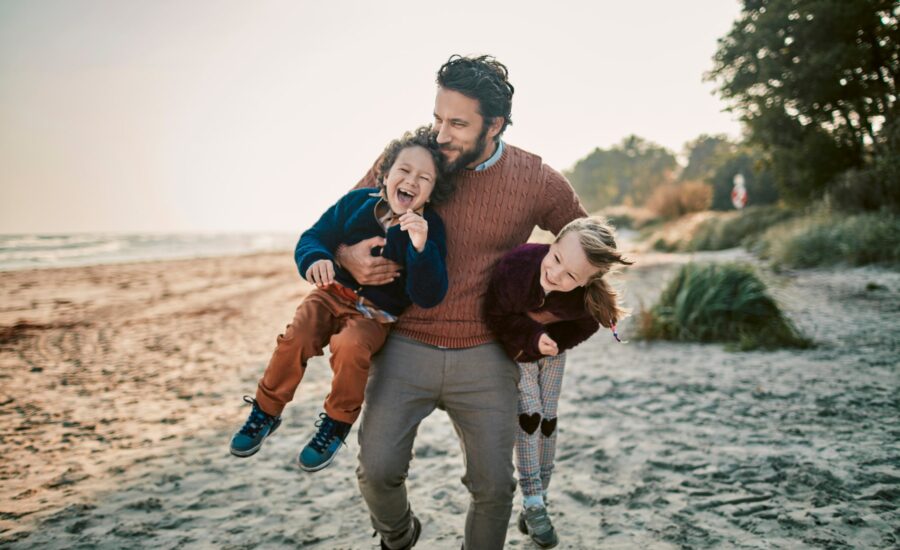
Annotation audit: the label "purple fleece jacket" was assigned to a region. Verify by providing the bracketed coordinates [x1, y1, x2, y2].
[484, 243, 601, 363]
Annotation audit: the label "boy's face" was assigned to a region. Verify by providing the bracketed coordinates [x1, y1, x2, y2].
[383, 145, 437, 215]
[539, 231, 599, 293]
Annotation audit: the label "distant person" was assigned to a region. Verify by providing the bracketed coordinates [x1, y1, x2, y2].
[484, 216, 632, 548]
[229, 127, 452, 472]
[340, 55, 588, 549]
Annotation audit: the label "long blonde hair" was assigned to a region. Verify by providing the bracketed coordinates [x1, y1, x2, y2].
[556, 217, 633, 328]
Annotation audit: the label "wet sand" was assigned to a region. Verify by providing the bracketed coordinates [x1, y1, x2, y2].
[1, 247, 898, 548]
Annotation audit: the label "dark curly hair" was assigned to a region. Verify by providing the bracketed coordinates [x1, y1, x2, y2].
[377, 126, 455, 205]
[436, 54, 514, 140]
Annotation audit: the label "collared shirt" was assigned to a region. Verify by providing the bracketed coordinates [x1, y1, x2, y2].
[472, 140, 504, 171]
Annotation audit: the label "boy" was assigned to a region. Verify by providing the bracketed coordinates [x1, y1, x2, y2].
[230, 127, 452, 472]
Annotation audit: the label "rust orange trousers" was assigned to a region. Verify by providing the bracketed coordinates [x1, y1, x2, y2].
[255, 287, 391, 424]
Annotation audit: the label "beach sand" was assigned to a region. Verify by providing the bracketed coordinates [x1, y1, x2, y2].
[1, 246, 898, 549]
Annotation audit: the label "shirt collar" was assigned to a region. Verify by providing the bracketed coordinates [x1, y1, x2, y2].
[472, 139, 504, 172]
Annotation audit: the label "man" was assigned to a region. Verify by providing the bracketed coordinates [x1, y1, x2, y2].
[338, 55, 587, 549]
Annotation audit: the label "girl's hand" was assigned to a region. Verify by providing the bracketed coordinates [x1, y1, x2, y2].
[538, 333, 559, 356]
[306, 259, 335, 288]
[399, 209, 428, 252]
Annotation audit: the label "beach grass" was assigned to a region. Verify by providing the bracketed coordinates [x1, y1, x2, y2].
[684, 205, 798, 252]
[638, 262, 811, 350]
[754, 210, 900, 269]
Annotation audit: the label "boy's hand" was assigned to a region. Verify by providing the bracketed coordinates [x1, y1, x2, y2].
[335, 237, 401, 285]
[399, 209, 428, 252]
[538, 333, 559, 356]
[306, 259, 335, 288]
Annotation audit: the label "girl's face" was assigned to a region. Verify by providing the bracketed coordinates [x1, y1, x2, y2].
[539, 231, 600, 293]
[383, 145, 437, 215]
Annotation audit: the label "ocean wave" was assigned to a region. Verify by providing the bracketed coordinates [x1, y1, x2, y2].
[0, 233, 296, 271]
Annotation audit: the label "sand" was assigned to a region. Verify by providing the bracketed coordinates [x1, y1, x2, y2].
[1, 245, 898, 549]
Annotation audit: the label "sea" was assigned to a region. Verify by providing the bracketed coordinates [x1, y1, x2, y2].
[0, 232, 298, 271]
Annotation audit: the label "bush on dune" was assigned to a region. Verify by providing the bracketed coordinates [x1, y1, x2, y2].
[639, 262, 810, 350]
[686, 205, 798, 251]
[757, 211, 900, 269]
[646, 181, 712, 221]
[600, 205, 659, 230]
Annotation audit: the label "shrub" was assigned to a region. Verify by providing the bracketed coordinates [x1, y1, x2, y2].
[599, 205, 659, 230]
[646, 184, 684, 220]
[686, 206, 798, 251]
[646, 181, 712, 220]
[652, 237, 677, 252]
[638, 262, 810, 350]
[827, 118, 899, 213]
[759, 211, 900, 268]
[680, 181, 714, 213]
[827, 160, 900, 214]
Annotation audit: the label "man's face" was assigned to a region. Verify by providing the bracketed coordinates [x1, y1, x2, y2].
[432, 87, 500, 173]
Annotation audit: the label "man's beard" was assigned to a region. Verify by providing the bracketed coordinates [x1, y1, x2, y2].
[439, 124, 491, 173]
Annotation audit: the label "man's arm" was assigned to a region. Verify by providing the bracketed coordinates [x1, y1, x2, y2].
[336, 157, 401, 285]
[536, 164, 589, 234]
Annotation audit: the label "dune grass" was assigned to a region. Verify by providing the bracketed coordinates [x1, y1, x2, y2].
[639, 262, 810, 350]
[685, 205, 798, 251]
[599, 205, 660, 230]
[757, 210, 900, 269]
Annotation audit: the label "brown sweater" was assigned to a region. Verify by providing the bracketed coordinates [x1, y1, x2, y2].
[355, 143, 587, 348]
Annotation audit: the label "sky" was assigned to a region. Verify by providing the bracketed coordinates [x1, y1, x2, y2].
[0, 0, 743, 234]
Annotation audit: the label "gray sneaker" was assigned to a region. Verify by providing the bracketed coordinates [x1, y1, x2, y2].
[518, 505, 559, 548]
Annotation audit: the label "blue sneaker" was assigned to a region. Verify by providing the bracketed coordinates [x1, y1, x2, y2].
[298, 412, 351, 472]
[230, 396, 282, 457]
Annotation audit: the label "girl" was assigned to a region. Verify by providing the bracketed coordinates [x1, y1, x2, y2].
[484, 217, 632, 548]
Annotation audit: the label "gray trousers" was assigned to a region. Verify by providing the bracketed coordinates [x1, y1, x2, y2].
[356, 334, 519, 550]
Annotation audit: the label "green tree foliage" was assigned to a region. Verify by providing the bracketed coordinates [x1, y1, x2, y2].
[709, 147, 781, 210]
[680, 135, 780, 210]
[707, 0, 898, 205]
[565, 135, 677, 210]
[680, 134, 736, 183]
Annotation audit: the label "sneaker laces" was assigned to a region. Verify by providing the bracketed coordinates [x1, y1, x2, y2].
[238, 395, 273, 438]
[308, 412, 343, 454]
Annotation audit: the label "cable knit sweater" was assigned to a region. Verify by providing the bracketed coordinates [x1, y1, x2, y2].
[355, 143, 587, 348]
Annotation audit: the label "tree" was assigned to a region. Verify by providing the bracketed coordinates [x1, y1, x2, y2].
[707, 0, 898, 205]
[709, 147, 780, 210]
[680, 135, 780, 210]
[565, 135, 677, 210]
[680, 134, 737, 183]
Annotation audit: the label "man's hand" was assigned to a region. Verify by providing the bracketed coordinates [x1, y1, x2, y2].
[538, 333, 559, 356]
[334, 236, 401, 286]
[306, 259, 335, 288]
[399, 209, 428, 252]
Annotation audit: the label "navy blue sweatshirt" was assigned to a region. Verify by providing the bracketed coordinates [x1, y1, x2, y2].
[294, 188, 448, 316]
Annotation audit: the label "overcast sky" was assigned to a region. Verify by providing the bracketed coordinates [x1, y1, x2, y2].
[0, 0, 743, 234]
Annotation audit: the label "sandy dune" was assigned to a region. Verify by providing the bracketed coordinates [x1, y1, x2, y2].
[1, 247, 897, 548]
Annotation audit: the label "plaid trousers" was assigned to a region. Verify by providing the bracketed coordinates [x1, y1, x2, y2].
[515, 353, 566, 499]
